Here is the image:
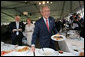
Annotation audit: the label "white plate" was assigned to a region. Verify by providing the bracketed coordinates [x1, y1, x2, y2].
[51, 35, 66, 41]
[38, 48, 59, 56]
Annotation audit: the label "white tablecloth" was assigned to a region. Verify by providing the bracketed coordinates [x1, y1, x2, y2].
[1, 37, 84, 56]
[1, 42, 76, 56]
[58, 37, 84, 56]
[3, 48, 76, 56]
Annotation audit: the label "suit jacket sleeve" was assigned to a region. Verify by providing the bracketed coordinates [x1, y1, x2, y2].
[31, 21, 39, 45]
[53, 19, 58, 34]
[20, 22, 25, 32]
[9, 22, 13, 33]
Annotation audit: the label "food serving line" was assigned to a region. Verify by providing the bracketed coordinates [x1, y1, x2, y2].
[1, 42, 76, 56]
[1, 30, 84, 56]
[1, 39, 84, 56]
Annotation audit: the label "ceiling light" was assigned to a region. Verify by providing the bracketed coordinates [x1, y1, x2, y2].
[39, 2, 41, 5]
[47, 1, 49, 3]
[38, 1, 52, 5]
[23, 11, 28, 15]
[42, 1, 45, 4]
[50, 2, 52, 4]
[25, 1, 27, 2]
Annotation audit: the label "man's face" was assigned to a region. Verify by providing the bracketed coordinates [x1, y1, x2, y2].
[15, 16, 20, 22]
[41, 7, 50, 19]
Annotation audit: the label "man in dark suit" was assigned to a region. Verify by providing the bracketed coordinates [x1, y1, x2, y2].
[9, 15, 25, 46]
[31, 6, 57, 52]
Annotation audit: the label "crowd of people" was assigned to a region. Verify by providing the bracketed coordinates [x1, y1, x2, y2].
[7, 6, 84, 52]
[55, 13, 84, 38]
[69, 13, 84, 38]
[69, 13, 84, 30]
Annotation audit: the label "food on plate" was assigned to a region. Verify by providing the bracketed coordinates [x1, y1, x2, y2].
[16, 46, 29, 52]
[1, 51, 7, 56]
[53, 35, 63, 40]
[51, 34, 66, 41]
[79, 48, 84, 56]
[1, 50, 13, 56]
[55, 34, 60, 36]
[58, 50, 63, 54]
[79, 52, 84, 56]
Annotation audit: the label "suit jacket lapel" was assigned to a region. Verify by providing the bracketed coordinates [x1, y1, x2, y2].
[19, 22, 20, 28]
[14, 22, 17, 29]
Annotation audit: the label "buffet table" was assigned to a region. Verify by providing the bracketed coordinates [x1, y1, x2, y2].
[58, 30, 84, 56]
[1, 30, 84, 56]
[2, 48, 75, 56]
[57, 30, 84, 51]
[58, 37, 84, 55]
[1, 42, 77, 56]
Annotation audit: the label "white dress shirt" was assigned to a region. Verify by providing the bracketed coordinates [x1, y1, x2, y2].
[43, 17, 50, 27]
[16, 22, 19, 35]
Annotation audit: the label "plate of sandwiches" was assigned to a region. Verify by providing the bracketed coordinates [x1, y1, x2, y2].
[51, 34, 66, 41]
[15, 46, 30, 53]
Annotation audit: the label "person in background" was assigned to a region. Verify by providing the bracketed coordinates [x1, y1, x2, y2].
[55, 19, 62, 32]
[78, 16, 84, 38]
[69, 13, 77, 29]
[31, 6, 58, 52]
[62, 19, 66, 29]
[72, 17, 81, 30]
[25, 18, 35, 46]
[9, 15, 25, 46]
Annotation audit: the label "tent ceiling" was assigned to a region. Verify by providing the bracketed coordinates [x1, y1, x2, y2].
[1, 1, 84, 23]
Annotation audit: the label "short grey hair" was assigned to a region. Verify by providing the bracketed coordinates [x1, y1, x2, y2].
[40, 5, 50, 12]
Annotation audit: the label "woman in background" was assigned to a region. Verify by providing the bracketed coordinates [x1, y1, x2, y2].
[25, 18, 35, 46]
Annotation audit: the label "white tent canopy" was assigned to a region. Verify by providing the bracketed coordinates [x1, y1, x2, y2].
[1, 1, 84, 23]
